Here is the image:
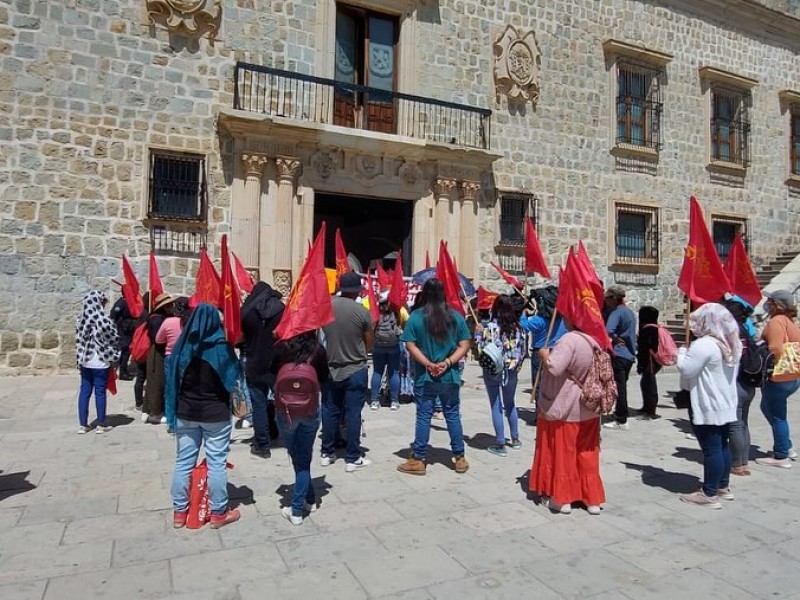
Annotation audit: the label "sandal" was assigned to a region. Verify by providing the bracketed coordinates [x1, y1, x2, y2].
[731, 466, 747, 476]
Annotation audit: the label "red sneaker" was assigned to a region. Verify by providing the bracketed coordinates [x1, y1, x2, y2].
[209, 508, 240, 529]
[173, 510, 188, 529]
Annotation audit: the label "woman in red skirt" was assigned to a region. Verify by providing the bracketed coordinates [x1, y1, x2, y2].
[530, 323, 605, 515]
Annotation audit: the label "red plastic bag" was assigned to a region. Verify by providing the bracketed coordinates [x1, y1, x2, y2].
[107, 368, 117, 396]
[186, 460, 235, 529]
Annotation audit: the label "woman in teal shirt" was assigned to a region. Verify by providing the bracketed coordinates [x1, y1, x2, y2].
[396, 279, 472, 476]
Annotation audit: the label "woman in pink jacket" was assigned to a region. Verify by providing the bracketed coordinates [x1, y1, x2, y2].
[529, 324, 605, 515]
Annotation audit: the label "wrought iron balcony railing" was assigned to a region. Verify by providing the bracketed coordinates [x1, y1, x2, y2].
[233, 62, 492, 150]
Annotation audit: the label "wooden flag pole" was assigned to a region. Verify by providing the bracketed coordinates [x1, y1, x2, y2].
[459, 281, 480, 324]
[530, 308, 559, 405]
[684, 296, 691, 346]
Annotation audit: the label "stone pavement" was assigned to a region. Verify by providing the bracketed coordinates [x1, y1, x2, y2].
[1, 363, 800, 600]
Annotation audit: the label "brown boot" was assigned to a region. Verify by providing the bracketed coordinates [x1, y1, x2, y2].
[397, 457, 426, 476]
[453, 455, 469, 474]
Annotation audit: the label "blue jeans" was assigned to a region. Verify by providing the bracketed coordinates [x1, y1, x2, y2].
[371, 346, 400, 402]
[171, 419, 232, 514]
[411, 381, 465, 459]
[483, 370, 520, 445]
[761, 379, 800, 459]
[248, 380, 272, 450]
[692, 423, 731, 497]
[321, 368, 368, 463]
[78, 367, 109, 427]
[276, 412, 319, 516]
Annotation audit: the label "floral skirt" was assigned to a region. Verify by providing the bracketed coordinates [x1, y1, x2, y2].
[530, 417, 605, 506]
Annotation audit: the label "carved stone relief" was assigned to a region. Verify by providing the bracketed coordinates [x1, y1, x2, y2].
[310, 149, 338, 179]
[240, 152, 269, 177]
[355, 155, 383, 180]
[398, 161, 421, 186]
[272, 269, 292, 297]
[434, 177, 458, 197]
[275, 157, 302, 183]
[493, 25, 541, 103]
[146, 0, 222, 40]
[460, 181, 481, 201]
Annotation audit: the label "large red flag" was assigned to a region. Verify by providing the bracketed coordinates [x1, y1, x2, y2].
[576, 241, 605, 307]
[556, 250, 611, 350]
[334, 228, 350, 284]
[148, 251, 164, 303]
[724, 234, 761, 307]
[376, 262, 390, 289]
[232, 252, 255, 295]
[490, 261, 523, 289]
[387, 251, 407, 310]
[219, 235, 242, 344]
[525, 217, 551, 278]
[436, 241, 465, 316]
[274, 223, 335, 340]
[190, 247, 221, 309]
[677, 196, 731, 305]
[121, 255, 144, 318]
[365, 270, 380, 323]
[477, 286, 500, 311]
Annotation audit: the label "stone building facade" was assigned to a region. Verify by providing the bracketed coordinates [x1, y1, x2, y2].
[1, 0, 799, 374]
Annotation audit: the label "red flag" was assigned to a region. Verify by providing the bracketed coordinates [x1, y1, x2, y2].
[490, 261, 523, 289]
[524, 217, 551, 278]
[148, 251, 164, 302]
[677, 196, 731, 305]
[425, 250, 431, 270]
[387, 251, 407, 310]
[376, 262, 390, 289]
[556, 250, 611, 350]
[436, 241, 465, 316]
[365, 270, 380, 323]
[724, 234, 761, 307]
[219, 235, 242, 344]
[576, 241, 605, 307]
[232, 252, 255, 295]
[274, 222, 335, 340]
[121, 255, 144, 318]
[334, 228, 350, 284]
[477, 286, 500, 311]
[190, 248, 221, 309]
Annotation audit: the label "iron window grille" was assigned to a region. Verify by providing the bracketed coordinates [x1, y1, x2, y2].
[710, 87, 751, 167]
[712, 216, 748, 262]
[792, 107, 800, 176]
[615, 203, 659, 266]
[616, 60, 664, 150]
[498, 193, 537, 247]
[148, 151, 207, 222]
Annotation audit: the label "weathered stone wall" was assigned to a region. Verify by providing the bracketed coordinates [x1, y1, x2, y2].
[0, 0, 798, 374]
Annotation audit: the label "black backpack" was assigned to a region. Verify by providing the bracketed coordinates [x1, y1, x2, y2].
[374, 312, 400, 347]
[739, 337, 770, 387]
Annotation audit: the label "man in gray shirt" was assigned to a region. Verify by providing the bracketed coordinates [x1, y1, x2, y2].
[320, 271, 374, 472]
[602, 285, 638, 431]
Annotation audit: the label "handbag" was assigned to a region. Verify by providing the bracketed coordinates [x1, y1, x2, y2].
[230, 378, 250, 418]
[769, 319, 800, 383]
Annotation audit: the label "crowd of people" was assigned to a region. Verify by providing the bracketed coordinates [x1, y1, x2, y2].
[72, 267, 800, 527]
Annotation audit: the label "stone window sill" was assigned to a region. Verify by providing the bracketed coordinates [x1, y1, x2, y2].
[706, 160, 747, 175]
[786, 174, 800, 188]
[609, 262, 660, 275]
[611, 144, 659, 162]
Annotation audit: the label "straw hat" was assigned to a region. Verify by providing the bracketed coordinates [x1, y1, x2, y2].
[152, 293, 174, 312]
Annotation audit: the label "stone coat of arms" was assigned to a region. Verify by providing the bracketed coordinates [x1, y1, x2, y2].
[493, 25, 541, 104]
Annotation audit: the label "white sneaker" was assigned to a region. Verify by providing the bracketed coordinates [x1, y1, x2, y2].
[768, 449, 798, 461]
[77, 426, 90, 435]
[96, 425, 113, 434]
[141, 413, 150, 424]
[544, 498, 572, 514]
[281, 506, 303, 526]
[587, 505, 601, 515]
[346, 457, 372, 473]
[390, 402, 400, 411]
[602, 421, 629, 431]
[319, 454, 332, 467]
[159, 416, 167, 425]
[717, 488, 735, 501]
[241, 418, 252, 429]
[370, 402, 380, 411]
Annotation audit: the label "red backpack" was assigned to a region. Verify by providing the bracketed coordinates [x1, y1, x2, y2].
[576, 334, 618, 414]
[645, 324, 678, 366]
[274, 361, 320, 425]
[129, 322, 150, 364]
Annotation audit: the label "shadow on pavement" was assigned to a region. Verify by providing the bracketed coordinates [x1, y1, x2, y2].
[102, 414, 135, 428]
[516, 469, 536, 501]
[621, 462, 699, 493]
[0, 470, 36, 502]
[392, 446, 458, 470]
[275, 476, 332, 509]
[517, 407, 537, 428]
[463, 432, 496, 451]
[672, 446, 703, 464]
[667, 417, 693, 435]
[226, 482, 255, 510]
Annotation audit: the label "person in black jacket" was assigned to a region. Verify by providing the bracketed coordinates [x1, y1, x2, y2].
[240, 282, 285, 458]
[636, 306, 661, 420]
[133, 291, 151, 411]
[110, 296, 137, 380]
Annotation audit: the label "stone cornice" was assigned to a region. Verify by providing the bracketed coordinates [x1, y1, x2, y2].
[698, 66, 759, 90]
[779, 90, 800, 105]
[602, 39, 673, 66]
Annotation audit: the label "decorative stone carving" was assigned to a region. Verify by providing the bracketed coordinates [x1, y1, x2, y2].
[272, 269, 292, 297]
[460, 181, 481, 201]
[311, 150, 336, 179]
[398, 161, 421, 186]
[493, 25, 541, 103]
[240, 153, 268, 177]
[275, 157, 301, 183]
[355, 155, 383, 180]
[434, 177, 458, 197]
[146, 0, 222, 39]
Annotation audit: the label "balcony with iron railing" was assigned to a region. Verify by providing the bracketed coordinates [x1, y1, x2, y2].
[232, 62, 492, 151]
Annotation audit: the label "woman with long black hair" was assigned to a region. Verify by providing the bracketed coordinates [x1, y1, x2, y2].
[475, 295, 526, 457]
[396, 278, 472, 476]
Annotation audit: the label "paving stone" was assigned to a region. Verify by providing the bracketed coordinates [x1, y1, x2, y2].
[450, 500, 547, 533]
[170, 545, 286, 594]
[619, 568, 759, 600]
[276, 527, 390, 570]
[604, 530, 725, 577]
[307, 499, 405, 532]
[238, 564, 367, 600]
[426, 566, 560, 600]
[112, 529, 222, 568]
[43, 563, 171, 599]
[0, 522, 65, 554]
[0, 540, 112, 585]
[369, 514, 475, 553]
[62, 510, 168, 545]
[438, 526, 553, 573]
[0, 580, 46, 600]
[675, 514, 790, 557]
[18, 496, 118, 525]
[385, 490, 480, 519]
[701, 547, 800, 597]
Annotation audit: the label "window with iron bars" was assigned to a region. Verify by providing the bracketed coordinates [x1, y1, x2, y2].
[710, 87, 751, 167]
[616, 60, 663, 150]
[792, 107, 800, 176]
[712, 216, 748, 262]
[614, 203, 659, 266]
[148, 151, 207, 222]
[498, 193, 536, 246]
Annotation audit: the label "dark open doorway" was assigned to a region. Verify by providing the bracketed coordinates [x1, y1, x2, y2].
[314, 193, 413, 275]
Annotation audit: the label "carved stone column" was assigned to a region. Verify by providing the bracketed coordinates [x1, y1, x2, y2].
[459, 181, 481, 278]
[232, 153, 268, 271]
[434, 177, 458, 248]
[413, 192, 435, 271]
[273, 156, 301, 295]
